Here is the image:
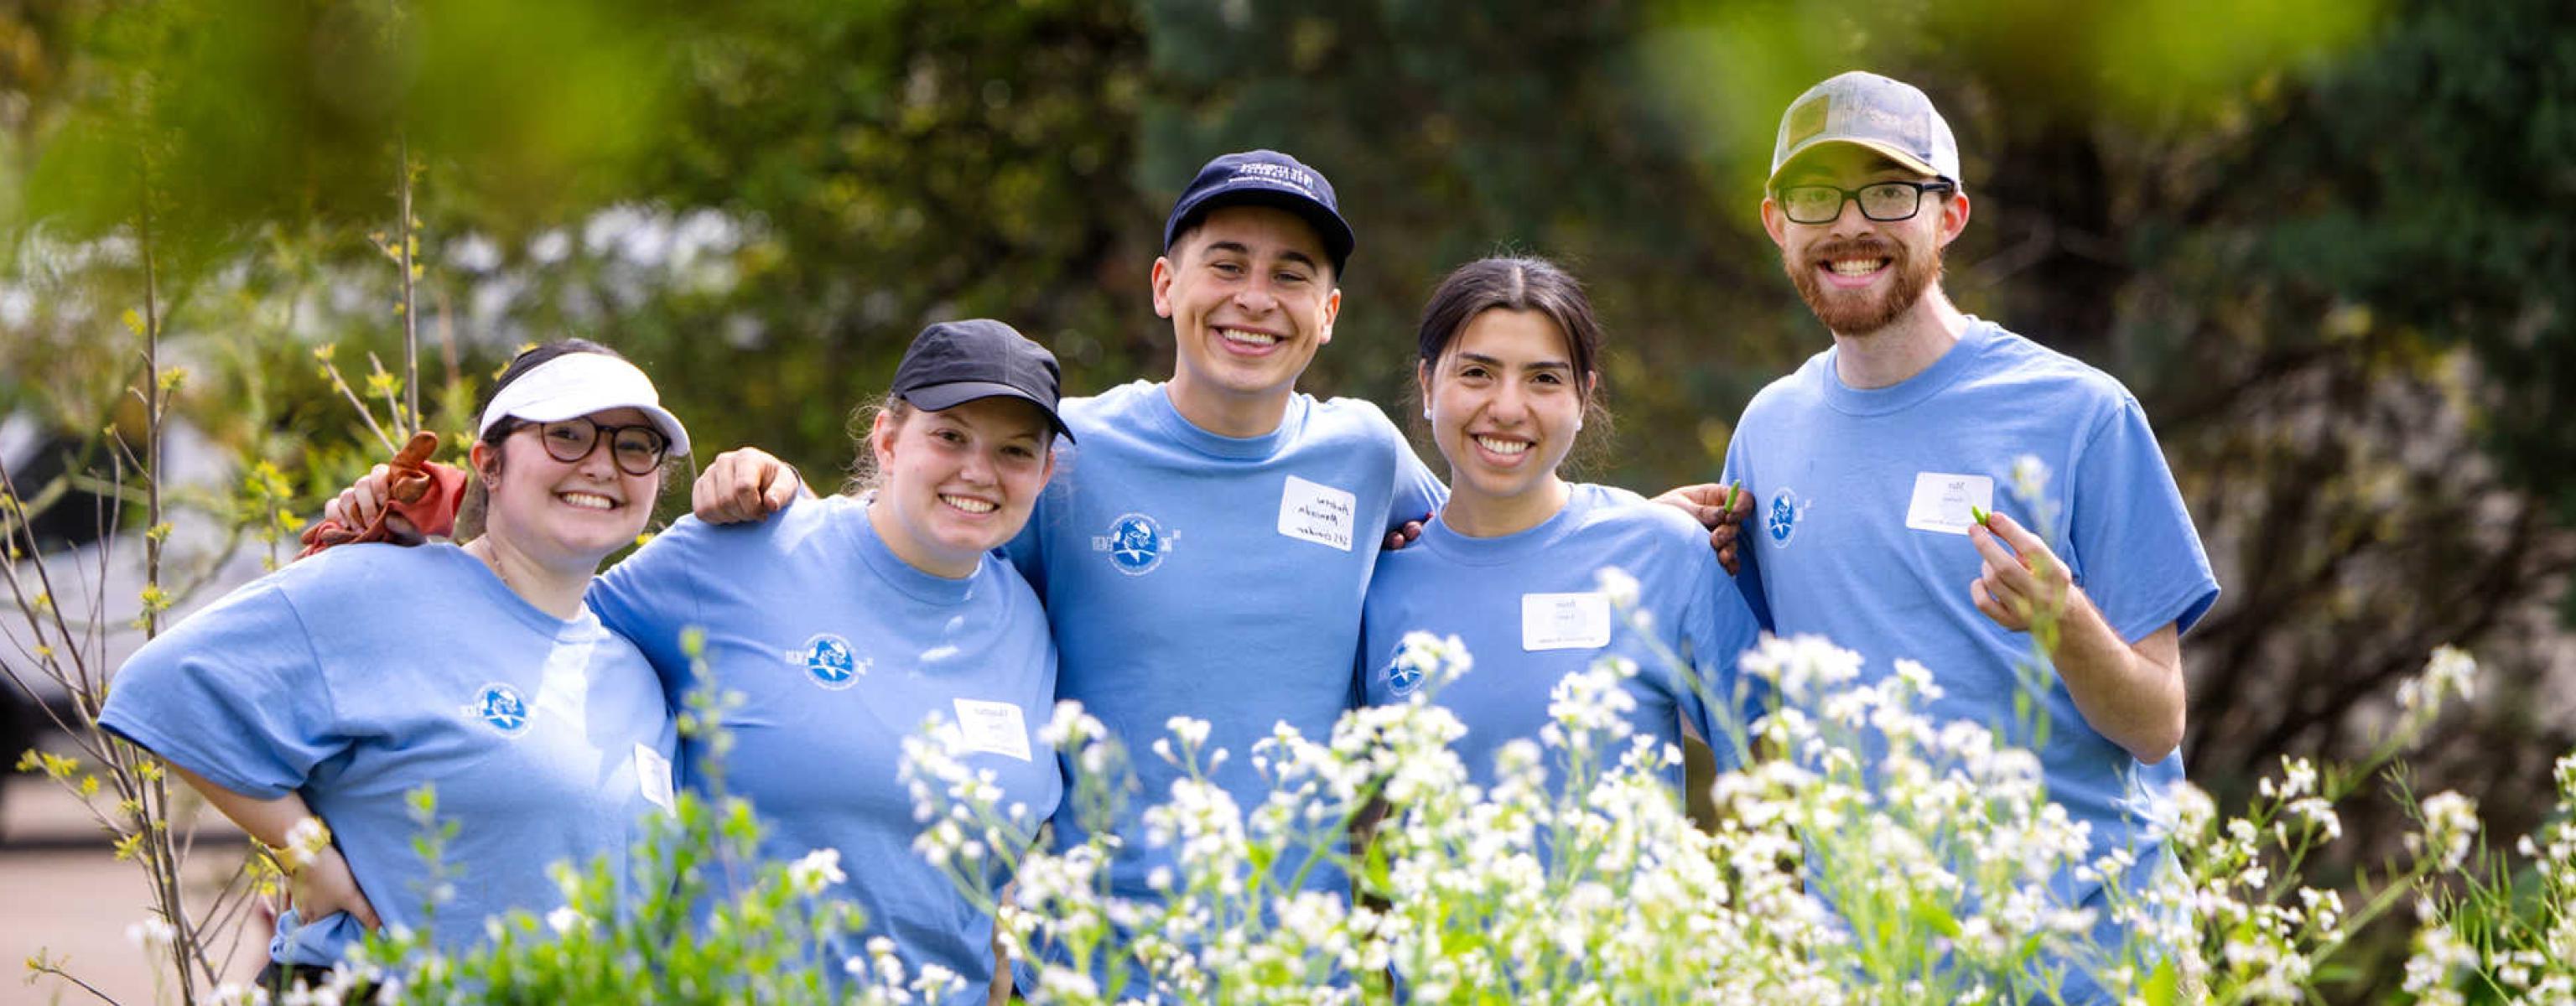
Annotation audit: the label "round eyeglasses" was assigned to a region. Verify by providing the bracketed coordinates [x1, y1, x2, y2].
[515, 417, 671, 475]
[1774, 180, 1955, 226]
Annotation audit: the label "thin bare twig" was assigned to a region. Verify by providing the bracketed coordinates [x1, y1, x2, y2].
[398, 137, 421, 433]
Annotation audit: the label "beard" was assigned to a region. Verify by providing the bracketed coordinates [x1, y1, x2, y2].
[1784, 234, 1943, 336]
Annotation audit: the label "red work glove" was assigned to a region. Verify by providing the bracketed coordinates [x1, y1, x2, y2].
[295, 432, 466, 558]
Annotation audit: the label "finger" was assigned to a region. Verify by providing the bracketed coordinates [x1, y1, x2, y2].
[1718, 541, 1741, 577]
[1654, 484, 1726, 528]
[1970, 577, 2018, 628]
[350, 894, 382, 931]
[1984, 510, 2050, 554]
[383, 514, 421, 545]
[731, 464, 768, 517]
[323, 495, 346, 527]
[1727, 485, 1755, 523]
[1981, 560, 2035, 611]
[1978, 527, 2053, 599]
[761, 465, 802, 513]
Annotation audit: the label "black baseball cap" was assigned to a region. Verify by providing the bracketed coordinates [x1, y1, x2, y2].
[890, 319, 1075, 443]
[1161, 149, 1354, 277]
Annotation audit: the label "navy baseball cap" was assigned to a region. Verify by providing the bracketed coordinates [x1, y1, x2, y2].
[891, 319, 1075, 443]
[1162, 149, 1354, 276]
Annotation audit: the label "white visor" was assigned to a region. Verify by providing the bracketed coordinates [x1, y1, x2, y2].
[477, 352, 692, 457]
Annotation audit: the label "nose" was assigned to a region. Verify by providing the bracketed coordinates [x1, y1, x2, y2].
[572, 436, 619, 479]
[1826, 194, 1874, 238]
[1486, 380, 1530, 423]
[958, 444, 998, 485]
[1232, 277, 1280, 314]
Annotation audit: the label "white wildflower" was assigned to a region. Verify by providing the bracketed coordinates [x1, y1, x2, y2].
[125, 916, 177, 949]
[788, 848, 848, 896]
[1595, 566, 1640, 609]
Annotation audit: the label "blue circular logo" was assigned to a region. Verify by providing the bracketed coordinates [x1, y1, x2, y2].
[471, 683, 530, 735]
[802, 633, 863, 691]
[1105, 513, 1166, 576]
[1767, 488, 1802, 546]
[1384, 660, 1425, 697]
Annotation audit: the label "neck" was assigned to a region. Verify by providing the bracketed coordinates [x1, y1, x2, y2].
[1831, 287, 1970, 390]
[866, 497, 979, 580]
[1164, 376, 1291, 438]
[1443, 474, 1569, 539]
[465, 534, 594, 620]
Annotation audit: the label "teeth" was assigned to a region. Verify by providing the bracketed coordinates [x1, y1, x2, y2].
[942, 495, 997, 514]
[559, 492, 615, 511]
[1828, 259, 1885, 276]
[1474, 436, 1531, 456]
[1218, 327, 1279, 346]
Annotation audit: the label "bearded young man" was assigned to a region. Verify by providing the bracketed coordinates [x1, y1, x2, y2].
[1693, 71, 2220, 998]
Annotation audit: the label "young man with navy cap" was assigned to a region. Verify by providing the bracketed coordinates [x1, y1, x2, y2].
[1005, 149, 1441, 911]
[1680, 71, 2220, 998]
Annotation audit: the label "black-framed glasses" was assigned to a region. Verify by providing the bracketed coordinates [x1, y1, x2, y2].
[1774, 180, 1954, 225]
[513, 417, 670, 475]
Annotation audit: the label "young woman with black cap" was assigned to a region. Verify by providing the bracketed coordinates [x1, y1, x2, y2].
[102, 340, 688, 993]
[321, 320, 1071, 1003]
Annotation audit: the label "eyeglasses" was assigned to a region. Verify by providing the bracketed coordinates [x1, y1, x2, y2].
[512, 417, 671, 475]
[1774, 180, 1955, 225]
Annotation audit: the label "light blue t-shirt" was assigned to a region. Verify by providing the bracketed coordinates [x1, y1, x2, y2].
[1726, 318, 2220, 972]
[98, 544, 678, 968]
[1360, 483, 1761, 794]
[589, 495, 1060, 1003]
[1006, 381, 1445, 902]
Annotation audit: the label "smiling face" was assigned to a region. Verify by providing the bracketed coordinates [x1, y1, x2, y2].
[474, 406, 662, 570]
[1153, 204, 1342, 435]
[1762, 144, 1968, 338]
[867, 396, 1056, 579]
[1420, 309, 1591, 536]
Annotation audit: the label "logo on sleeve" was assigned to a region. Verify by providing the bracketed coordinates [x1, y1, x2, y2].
[1766, 488, 1805, 547]
[790, 633, 866, 691]
[1092, 513, 1176, 576]
[467, 682, 531, 736]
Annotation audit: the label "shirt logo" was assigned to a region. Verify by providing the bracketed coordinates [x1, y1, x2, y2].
[793, 633, 865, 691]
[468, 682, 531, 736]
[1092, 512, 1174, 576]
[1767, 488, 1805, 547]
[1384, 658, 1425, 697]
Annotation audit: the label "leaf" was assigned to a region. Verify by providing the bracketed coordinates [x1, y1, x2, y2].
[2142, 956, 2180, 1006]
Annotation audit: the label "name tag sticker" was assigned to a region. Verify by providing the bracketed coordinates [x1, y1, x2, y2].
[1522, 592, 1613, 651]
[635, 744, 676, 812]
[1904, 472, 1995, 536]
[951, 699, 1033, 762]
[1277, 475, 1357, 552]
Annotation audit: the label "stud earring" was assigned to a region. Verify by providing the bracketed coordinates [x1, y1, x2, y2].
[1422, 407, 1433, 421]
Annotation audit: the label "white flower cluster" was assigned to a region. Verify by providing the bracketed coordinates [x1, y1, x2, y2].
[898, 635, 2285, 1003]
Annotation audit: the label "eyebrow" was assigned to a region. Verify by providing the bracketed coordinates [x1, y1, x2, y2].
[1454, 350, 1572, 372]
[1779, 155, 1921, 187]
[1201, 240, 1319, 272]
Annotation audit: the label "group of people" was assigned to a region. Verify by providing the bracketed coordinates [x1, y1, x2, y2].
[99, 71, 2217, 1003]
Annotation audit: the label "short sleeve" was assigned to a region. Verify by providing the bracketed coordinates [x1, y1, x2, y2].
[1721, 434, 1776, 632]
[97, 583, 343, 799]
[2066, 397, 2220, 641]
[1680, 542, 1765, 772]
[1384, 436, 1448, 536]
[1002, 496, 1050, 599]
[589, 520, 711, 697]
